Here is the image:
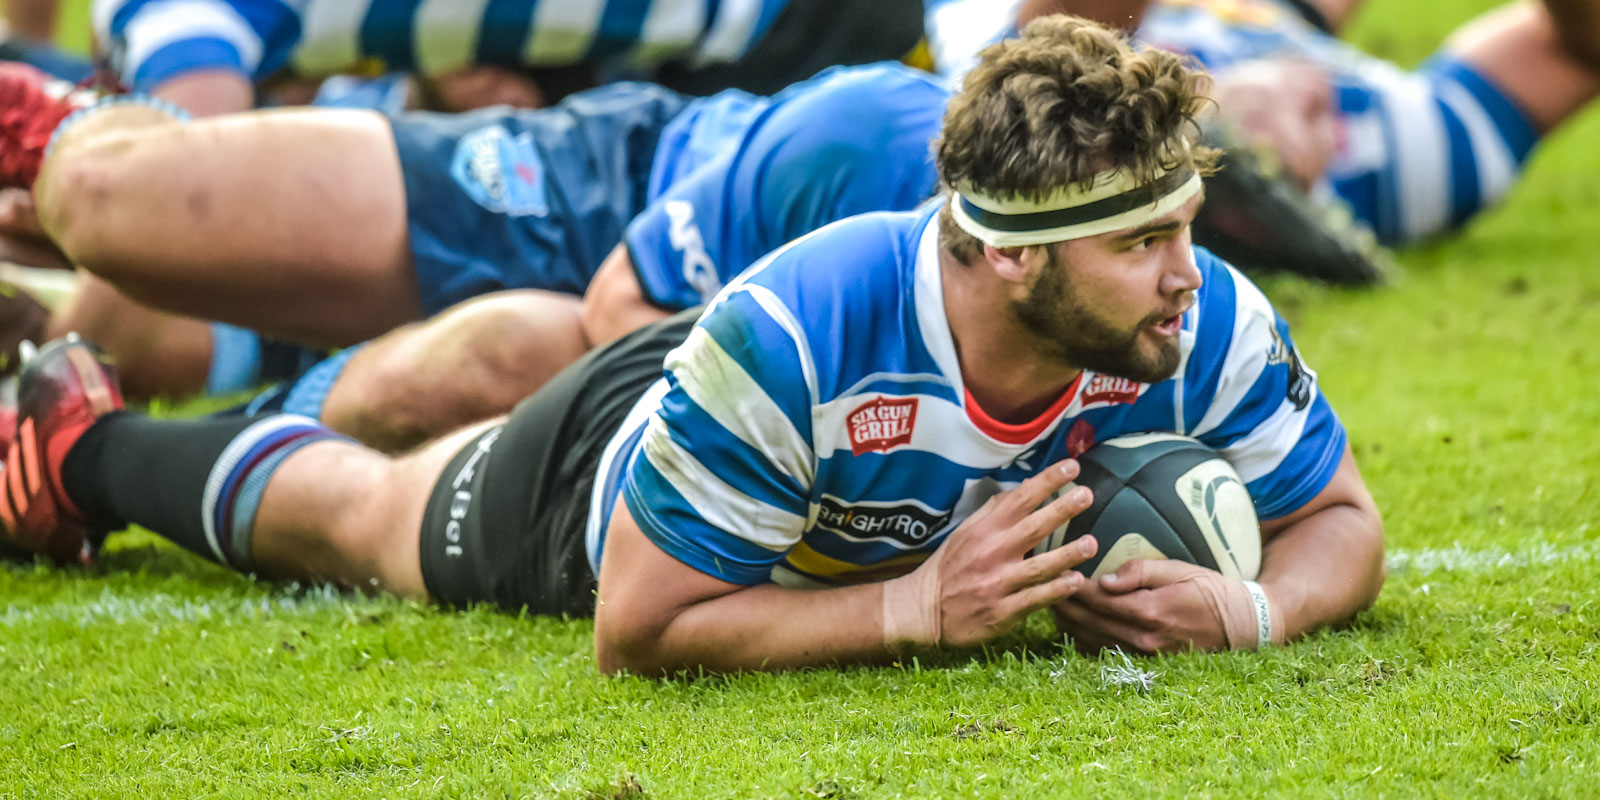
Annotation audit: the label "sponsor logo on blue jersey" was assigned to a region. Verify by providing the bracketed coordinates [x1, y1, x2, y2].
[814, 496, 952, 547]
[450, 125, 549, 217]
[663, 200, 721, 301]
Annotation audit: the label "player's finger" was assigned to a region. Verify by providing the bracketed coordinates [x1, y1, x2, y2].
[1099, 557, 1203, 593]
[995, 459, 1080, 520]
[1004, 533, 1095, 591]
[1053, 597, 1149, 653]
[999, 571, 1086, 623]
[1010, 484, 1093, 550]
[1059, 577, 1146, 623]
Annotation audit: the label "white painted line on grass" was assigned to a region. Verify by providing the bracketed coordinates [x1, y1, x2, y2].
[0, 582, 394, 628]
[1385, 541, 1600, 574]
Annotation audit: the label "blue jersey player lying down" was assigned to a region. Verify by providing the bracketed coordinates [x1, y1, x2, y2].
[0, 18, 1383, 671]
[0, 57, 949, 424]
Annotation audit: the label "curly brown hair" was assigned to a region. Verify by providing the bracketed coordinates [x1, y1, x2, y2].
[935, 15, 1218, 261]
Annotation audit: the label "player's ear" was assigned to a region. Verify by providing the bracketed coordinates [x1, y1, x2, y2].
[983, 244, 1030, 284]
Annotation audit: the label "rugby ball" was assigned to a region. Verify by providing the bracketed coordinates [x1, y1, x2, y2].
[1032, 433, 1261, 580]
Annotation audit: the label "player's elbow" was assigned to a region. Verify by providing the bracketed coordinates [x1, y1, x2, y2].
[593, 625, 642, 676]
[593, 602, 678, 676]
[1349, 501, 1387, 613]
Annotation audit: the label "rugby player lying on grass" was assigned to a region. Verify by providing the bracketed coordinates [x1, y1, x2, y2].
[0, 18, 1383, 671]
[0, 59, 943, 400]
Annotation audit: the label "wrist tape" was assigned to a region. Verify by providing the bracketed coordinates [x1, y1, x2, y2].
[1241, 580, 1277, 649]
[881, 562, 941, 651]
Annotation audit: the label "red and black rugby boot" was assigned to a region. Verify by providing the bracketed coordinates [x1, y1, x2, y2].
[0, 61, 92, 189]
[0, 335, 123, 564]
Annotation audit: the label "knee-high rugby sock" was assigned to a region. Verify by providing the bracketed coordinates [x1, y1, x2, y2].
[60, 413, 347, 570]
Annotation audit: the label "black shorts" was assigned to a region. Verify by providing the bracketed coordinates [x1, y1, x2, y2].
[417, 309, 700, 616]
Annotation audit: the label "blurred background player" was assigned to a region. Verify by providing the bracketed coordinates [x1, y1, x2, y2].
[90, 0, 924, 116]
[929, 0, 1600, 255]
[0, 61, 946, 405]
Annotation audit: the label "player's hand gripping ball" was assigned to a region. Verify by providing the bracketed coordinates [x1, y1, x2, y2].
[1032, 433, 1261, 579]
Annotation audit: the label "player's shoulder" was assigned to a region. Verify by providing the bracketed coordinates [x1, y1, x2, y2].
[734, 206, 929, 310]
[1188, 245, 1281, 354]
[791, 61, 948, 98]
[702, 206, 935, 392]
[767, 62, 950, 139]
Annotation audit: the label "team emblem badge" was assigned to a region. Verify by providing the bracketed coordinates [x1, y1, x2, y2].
[848, 396, 918, 456]
[450, 124, 550, 217]
[1066, 419, 1097, 458]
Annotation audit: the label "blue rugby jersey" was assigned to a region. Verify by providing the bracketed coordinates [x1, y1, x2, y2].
[585, 203, 1347, 587]
[626, 62, 948, 309]
[95, 0, 789, 90]
[1134, 0, 1538, 245]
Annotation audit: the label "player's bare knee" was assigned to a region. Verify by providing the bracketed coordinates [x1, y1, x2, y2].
[456, 292, 582, 397]
[321, 350, 436, 452]
[318, 457, 413, 583]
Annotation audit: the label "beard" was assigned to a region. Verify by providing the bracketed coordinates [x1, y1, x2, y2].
[1011, 248, 1182, 385]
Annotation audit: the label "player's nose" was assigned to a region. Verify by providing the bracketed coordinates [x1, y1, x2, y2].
[1161, 239, 1202, 297]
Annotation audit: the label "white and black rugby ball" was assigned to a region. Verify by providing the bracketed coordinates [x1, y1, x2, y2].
[1032, 433, 1261, 580]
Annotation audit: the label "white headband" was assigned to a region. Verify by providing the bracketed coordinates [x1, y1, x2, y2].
[951, 165, 1203, 247]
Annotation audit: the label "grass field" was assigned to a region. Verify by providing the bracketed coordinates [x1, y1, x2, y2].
[5, 1, 1600, 797]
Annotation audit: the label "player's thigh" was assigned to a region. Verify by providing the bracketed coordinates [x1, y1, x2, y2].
[52, 108, 416, 337]
[1444, 1, 1600, 132]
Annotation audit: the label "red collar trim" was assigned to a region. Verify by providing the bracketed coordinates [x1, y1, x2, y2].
[963, 373, 1083, 445]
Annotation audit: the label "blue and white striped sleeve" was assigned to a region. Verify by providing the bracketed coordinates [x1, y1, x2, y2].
[621, 286, 817, 584]
[95, 0, 301, 90]
[1182, 261, 1347, 520]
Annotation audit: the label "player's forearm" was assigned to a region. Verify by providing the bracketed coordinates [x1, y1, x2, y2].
[1258, 501, 1385, 641]
[596, 581, 895, 675]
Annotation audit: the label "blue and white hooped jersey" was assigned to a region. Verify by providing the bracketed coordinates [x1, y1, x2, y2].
[94, 0, 789, 90]
[625, 62, 948, 310]
[1135, 0, 1538, 244]
[586, 203, 1347, 587]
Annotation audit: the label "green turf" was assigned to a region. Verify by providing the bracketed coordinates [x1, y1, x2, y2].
[6, 1, 1600, 797]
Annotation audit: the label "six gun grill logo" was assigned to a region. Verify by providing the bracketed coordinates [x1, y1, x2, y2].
[848, 396, 918, 456]
[1081, 373, 1142, 407]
